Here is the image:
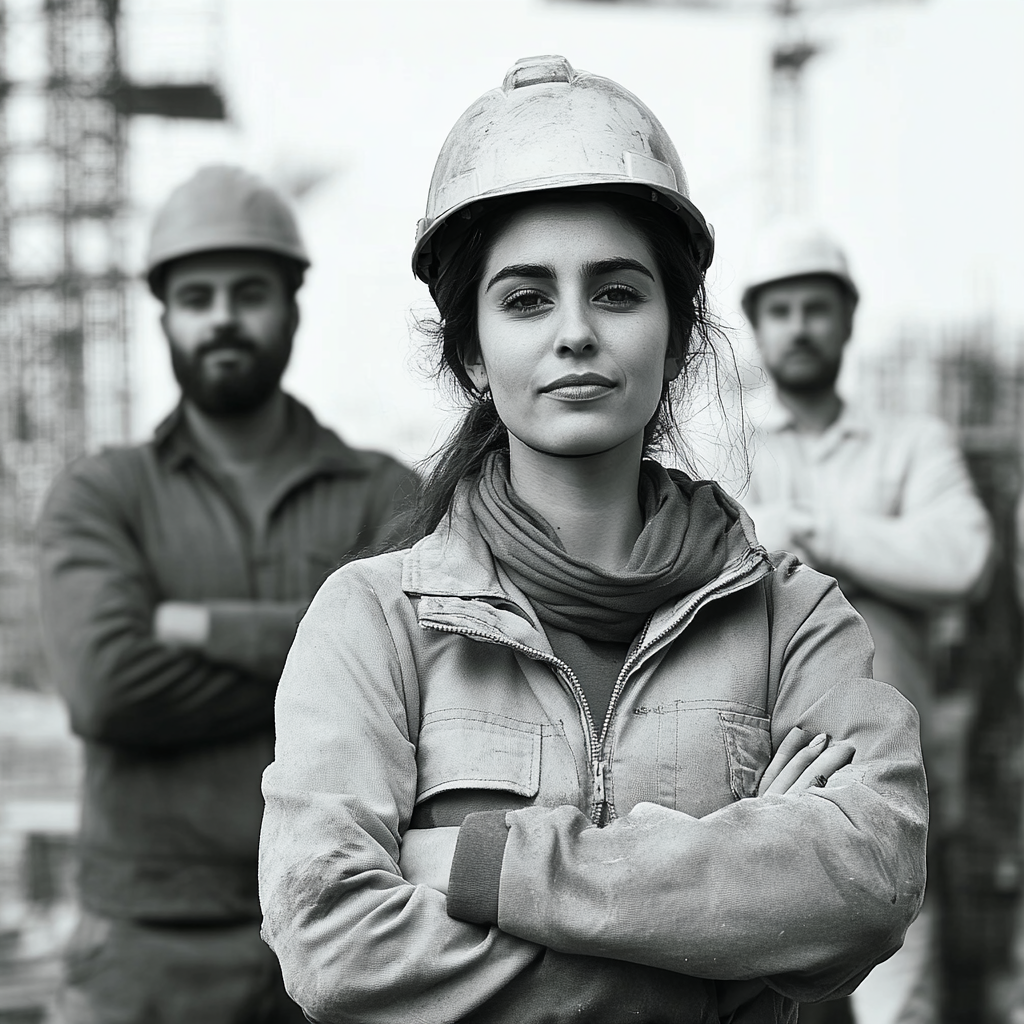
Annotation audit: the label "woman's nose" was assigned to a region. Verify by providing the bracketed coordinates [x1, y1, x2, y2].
[553, 298, 598, 356]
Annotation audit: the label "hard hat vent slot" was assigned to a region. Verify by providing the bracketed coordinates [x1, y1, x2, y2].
[503, 55, 575, 93]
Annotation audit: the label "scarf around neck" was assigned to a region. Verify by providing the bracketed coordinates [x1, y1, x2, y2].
[467, 452, 737, 643]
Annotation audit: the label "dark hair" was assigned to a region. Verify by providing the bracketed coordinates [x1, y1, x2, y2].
[412, 189, 736, 536]
[149, 250, 306, 304]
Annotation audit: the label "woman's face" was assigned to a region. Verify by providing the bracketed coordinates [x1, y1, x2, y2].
[468, 201, 677, 459]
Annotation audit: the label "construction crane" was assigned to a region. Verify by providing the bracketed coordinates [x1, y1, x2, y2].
[553, 0, 924, 218]
[0, 0, 225, 690]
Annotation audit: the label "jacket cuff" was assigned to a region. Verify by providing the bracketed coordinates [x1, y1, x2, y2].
[446, 810, 510, 925]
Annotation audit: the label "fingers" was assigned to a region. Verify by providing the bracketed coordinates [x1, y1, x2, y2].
[757, 726, 813, 794]
[762, 730, 830, 795]
[790, 741, 856, 793]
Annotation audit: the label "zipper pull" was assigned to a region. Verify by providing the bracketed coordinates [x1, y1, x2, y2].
[592, 758, 608, 804]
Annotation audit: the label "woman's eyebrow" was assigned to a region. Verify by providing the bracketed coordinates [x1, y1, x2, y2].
[485, 263, 554, 291]
[583, 257, 655, 281]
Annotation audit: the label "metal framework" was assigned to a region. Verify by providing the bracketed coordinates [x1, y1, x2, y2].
[555, 0, 923, 217]
[0, 0, 223, 690]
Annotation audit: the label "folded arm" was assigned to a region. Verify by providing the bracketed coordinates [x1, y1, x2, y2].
[38, 458, 284, 747]
[748, 421, 992, 609]
[442, 566, 928, 1003]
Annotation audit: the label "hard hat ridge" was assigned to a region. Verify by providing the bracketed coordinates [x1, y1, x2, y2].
[146, 164, 310, 296]
[412, 55, 715, 287]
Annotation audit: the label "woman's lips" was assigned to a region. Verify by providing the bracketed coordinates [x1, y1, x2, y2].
[540, 374, 616, 401]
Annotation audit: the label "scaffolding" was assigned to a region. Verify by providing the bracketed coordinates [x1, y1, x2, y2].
[0, 0, 224, 691]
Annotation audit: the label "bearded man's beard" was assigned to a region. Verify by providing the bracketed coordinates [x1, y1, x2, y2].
[170, 332, 292, 416]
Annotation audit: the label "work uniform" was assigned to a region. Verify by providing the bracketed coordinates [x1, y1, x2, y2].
[38, 395, 417, 1023]
[744, 401, 992, 1024]
[259, 470, 928, 1024]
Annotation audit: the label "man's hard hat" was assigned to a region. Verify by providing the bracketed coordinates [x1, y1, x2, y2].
[146, 165, 310, 293]
[412, 55, 715, 287]
[740, 221, 859, 321]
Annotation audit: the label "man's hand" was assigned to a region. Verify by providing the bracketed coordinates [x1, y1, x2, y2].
[399, 826, 460, 894]
[750, 504, 817, 564]
[758, 726, 855, 796]
[153, 602, 211, 649]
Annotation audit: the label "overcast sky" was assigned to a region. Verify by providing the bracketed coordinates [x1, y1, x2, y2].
[124, 0, 1024, 466]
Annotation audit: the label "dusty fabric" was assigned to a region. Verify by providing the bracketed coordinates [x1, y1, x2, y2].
[468, 451, 735, 641]
[38, 395, 418, 920]
[259, 483, 928, 1024]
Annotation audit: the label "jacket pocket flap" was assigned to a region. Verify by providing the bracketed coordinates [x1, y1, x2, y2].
[416, 713, 543, 802]
[719, 711, 772, 800]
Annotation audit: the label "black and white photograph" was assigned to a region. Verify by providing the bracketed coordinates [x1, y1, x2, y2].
[0, 1, 1022, 1022]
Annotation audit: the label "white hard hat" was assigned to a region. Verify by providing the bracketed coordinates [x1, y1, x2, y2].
[146, 165, 310, 294]
[740, 220, 858, 321]
[412, 55, 715, 287]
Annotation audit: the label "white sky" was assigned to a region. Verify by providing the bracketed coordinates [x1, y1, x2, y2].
[125, 0, 1024, 466]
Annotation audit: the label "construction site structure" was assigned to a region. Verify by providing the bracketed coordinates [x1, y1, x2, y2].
[555, 0, 923, 217]
[0, 0, 224, 694]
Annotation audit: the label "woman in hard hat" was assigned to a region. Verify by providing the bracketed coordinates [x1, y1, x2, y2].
[259, 57, 927, 1023]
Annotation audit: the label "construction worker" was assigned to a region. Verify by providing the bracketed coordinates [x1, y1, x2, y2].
[37, 165, 418, 1024]
[741, 222, 993, 1024]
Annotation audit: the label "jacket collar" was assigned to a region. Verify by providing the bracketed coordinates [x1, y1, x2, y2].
[402, 473, 771, 649]
[153, 393, 369, 478]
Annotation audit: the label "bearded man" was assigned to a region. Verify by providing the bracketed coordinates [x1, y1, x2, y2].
[38, 166, 418, 1024]
[741, 222, 992, 1024]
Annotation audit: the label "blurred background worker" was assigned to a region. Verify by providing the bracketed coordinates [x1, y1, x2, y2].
[740, 222, 993, 1024]
[35, 165, 418, 1024]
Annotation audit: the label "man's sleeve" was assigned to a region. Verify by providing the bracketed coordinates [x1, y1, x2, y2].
[362, 458, 422, 551]
[812, 418, 992, 608]
[38, 456, 278, 748]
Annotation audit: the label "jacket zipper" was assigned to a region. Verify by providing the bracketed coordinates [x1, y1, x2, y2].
[421, 548, 770, 825]
[592, 550, 771, 820]
[419, 621, 605, 820]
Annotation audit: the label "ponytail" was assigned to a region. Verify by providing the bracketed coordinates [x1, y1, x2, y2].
[413, 398, 508, 537]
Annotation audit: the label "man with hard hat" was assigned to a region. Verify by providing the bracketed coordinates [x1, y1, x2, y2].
[741, 222, 992, 1024]
[37, 165, 418, 1023]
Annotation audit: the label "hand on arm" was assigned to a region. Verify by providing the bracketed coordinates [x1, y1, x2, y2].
[442, 569, 926, 1001]
[154, 602, 211, 648]
[38, 460, 279, 747]
[799, 421, 992, 608]
[398, 727, 856, 898]
[745, 502, 816, 565]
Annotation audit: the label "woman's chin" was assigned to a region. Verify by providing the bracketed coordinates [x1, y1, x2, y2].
[509, 429, 640, 461]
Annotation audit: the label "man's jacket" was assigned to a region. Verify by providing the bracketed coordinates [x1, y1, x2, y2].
[259, 484, 928, 1024]
[38, 396, 417, 921]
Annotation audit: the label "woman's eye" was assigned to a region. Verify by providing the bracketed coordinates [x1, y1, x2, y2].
[596, 284, 642, 305]
[501, 289, 549, 313]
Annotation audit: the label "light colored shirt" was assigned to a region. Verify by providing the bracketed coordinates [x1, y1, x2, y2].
[744, 401, 992, 733]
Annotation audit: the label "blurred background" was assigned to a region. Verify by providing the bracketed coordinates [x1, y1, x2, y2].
[0, 0, 1022, 1020]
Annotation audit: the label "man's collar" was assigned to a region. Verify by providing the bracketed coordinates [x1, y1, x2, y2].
[760, 394, 869, 439]
[153, 394, 369, 477]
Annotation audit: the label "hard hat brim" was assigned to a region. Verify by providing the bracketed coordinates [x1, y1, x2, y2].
[413, 178, 714, 286]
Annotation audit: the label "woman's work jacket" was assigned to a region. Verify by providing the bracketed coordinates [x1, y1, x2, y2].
[259, 487, 928, 1024]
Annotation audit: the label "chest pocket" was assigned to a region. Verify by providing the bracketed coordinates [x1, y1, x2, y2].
[639, 704, 772, 817]
[415, 710, 543, 808]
